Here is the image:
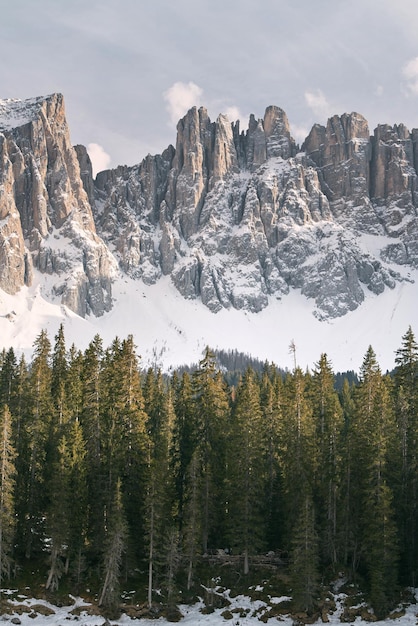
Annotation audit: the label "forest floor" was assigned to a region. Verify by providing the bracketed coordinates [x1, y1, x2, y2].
[0, 578, 416, 626]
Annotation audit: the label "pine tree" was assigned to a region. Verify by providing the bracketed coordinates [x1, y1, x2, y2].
[0, 406, 16, 582]
[393, 327, 418, 584]
[51, 324, 69, 427]
[80, 334, 106, 562]
[66, 419, 88, 586]
[259, 366, 283, 548]
[289, 492, 319, 614]
[107, 336, 148, 563]
[0, 348, 17, 410]
[226, 368, 266, 574]
[182, 450, 202, 590]
[338, 377, 358, 571]
[143, 368, 178, 607]
[353, 347, 399, 616]
[99, 479, 127, 614]
[46, 434, 71, 591]
[24, 330, 53, 558]
[191, 348, 229, 552]
[171, 372, 195, 529]
[310, 354, 343, 568]
[11, 355, 30, 557]
[45, 417, 88, 590]
[280, 367, 315, 545]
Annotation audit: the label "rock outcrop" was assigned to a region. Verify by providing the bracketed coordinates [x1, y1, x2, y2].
[0, 95, 416, 320]
[0, 94, 116, 316]
[92, 106, 412, 319]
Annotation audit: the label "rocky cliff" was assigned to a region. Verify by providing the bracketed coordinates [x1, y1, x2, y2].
[0, 94, 416, 320]
[0, 94, 115, 317]
[90, 105, 415, 319]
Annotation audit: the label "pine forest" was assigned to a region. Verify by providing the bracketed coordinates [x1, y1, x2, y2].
[0, 325, 417, 621]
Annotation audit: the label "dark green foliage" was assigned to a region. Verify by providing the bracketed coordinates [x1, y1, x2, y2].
[0, 327, 415, 619]
[226, 368, 267, 573]
[0, 405, 16, 582]
[289, 492, 319, 614]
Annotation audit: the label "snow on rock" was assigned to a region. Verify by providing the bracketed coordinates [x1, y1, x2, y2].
[0, 266, 415, 374]
[2, 587, 418, 626]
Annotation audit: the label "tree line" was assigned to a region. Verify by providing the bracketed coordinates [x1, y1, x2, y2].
[0, 325, 416, 618]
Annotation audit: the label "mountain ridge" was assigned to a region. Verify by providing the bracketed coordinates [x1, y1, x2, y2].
[0, 92, 416, 371]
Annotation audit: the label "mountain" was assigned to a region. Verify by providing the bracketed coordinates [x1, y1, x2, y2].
[0, 93, 416, 371]
[0, 94, 116, 316]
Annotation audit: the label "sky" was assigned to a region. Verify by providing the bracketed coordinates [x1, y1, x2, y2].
[2, 0, 418, 175]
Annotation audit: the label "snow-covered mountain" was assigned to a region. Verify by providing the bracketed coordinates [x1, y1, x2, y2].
[0, 93, 416, 372]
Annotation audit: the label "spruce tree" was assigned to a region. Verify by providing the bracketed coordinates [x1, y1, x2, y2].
[46, 434, 71, 591]
[24, 330, 53, 558]
[191, 348, 229, 552]
[0, 348, 17, 410]
[0, 406, 16, 582]
[182, 450, 202, 590]
[310, 354, 343, 568]
[171, 372, 195, 529]
[226, 368, 266, 574]
[289, 492, 319, 614]
[143, 368, 176, 607]
[259, 366, 283, 548]
[280, 367, 315, 545]
[393, 327, 418, 584]
[354, 347, 399, 616]
[80, 334, 106, 562]
[99, 479, 127, 615]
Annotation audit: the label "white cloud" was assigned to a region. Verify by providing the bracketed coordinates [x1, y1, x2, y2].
[87, 143, 111, 177]
[291, 124, 309, 145]
[163, 81, 203, 126]
[402, 57, 418, 95]
[222, 106, 242, 122]
[304, 89, 332, 119]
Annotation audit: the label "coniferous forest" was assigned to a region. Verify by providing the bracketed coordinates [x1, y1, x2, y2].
[0, 325, 417, 620]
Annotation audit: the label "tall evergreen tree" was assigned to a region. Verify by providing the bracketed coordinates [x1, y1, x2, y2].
[99, 479, 127, 614]
[338, 377, 358, 571]
[0, 348, 17, 410]
[259, 366, 283, 548]
[51, 324, 69, 427]
[227, 369, 266, 574]
[0, 406, 16, 582]
[143, 368, 176, 607]
[182, 449, 202, 591]
[310, 354, 343, 568]
[191, 348, 229, 552]
[171, 372, 195, 529]
[289, 492, 319, 614]
[393, 327, 418, 584]
[353, 347, 399, 616]
[280, 367, 315, 545]
[24, 330, 53, 558]
[80, 334, 106, 562]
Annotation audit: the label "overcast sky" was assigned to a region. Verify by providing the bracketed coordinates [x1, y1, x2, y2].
[2, 0, 418, 175]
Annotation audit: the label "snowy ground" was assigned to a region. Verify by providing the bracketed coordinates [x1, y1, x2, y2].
[1, 585, 417, 625]
[0, 268, 416, 374]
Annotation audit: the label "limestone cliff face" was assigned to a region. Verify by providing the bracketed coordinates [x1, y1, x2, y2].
[1, 95, 417, 320]
[0, 94, 116, 316]
[303, 113, 418, 270]
[93, 106, 411, 319]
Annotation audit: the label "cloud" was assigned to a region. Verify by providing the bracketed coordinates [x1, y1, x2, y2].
[222, 106, 242, 122]
[291, 124, 309, 145]
[304, 89, 332, 119]
[163, 81, 203, 126]
[87, 143, 111, 177]
[402, 57, 418, 95]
